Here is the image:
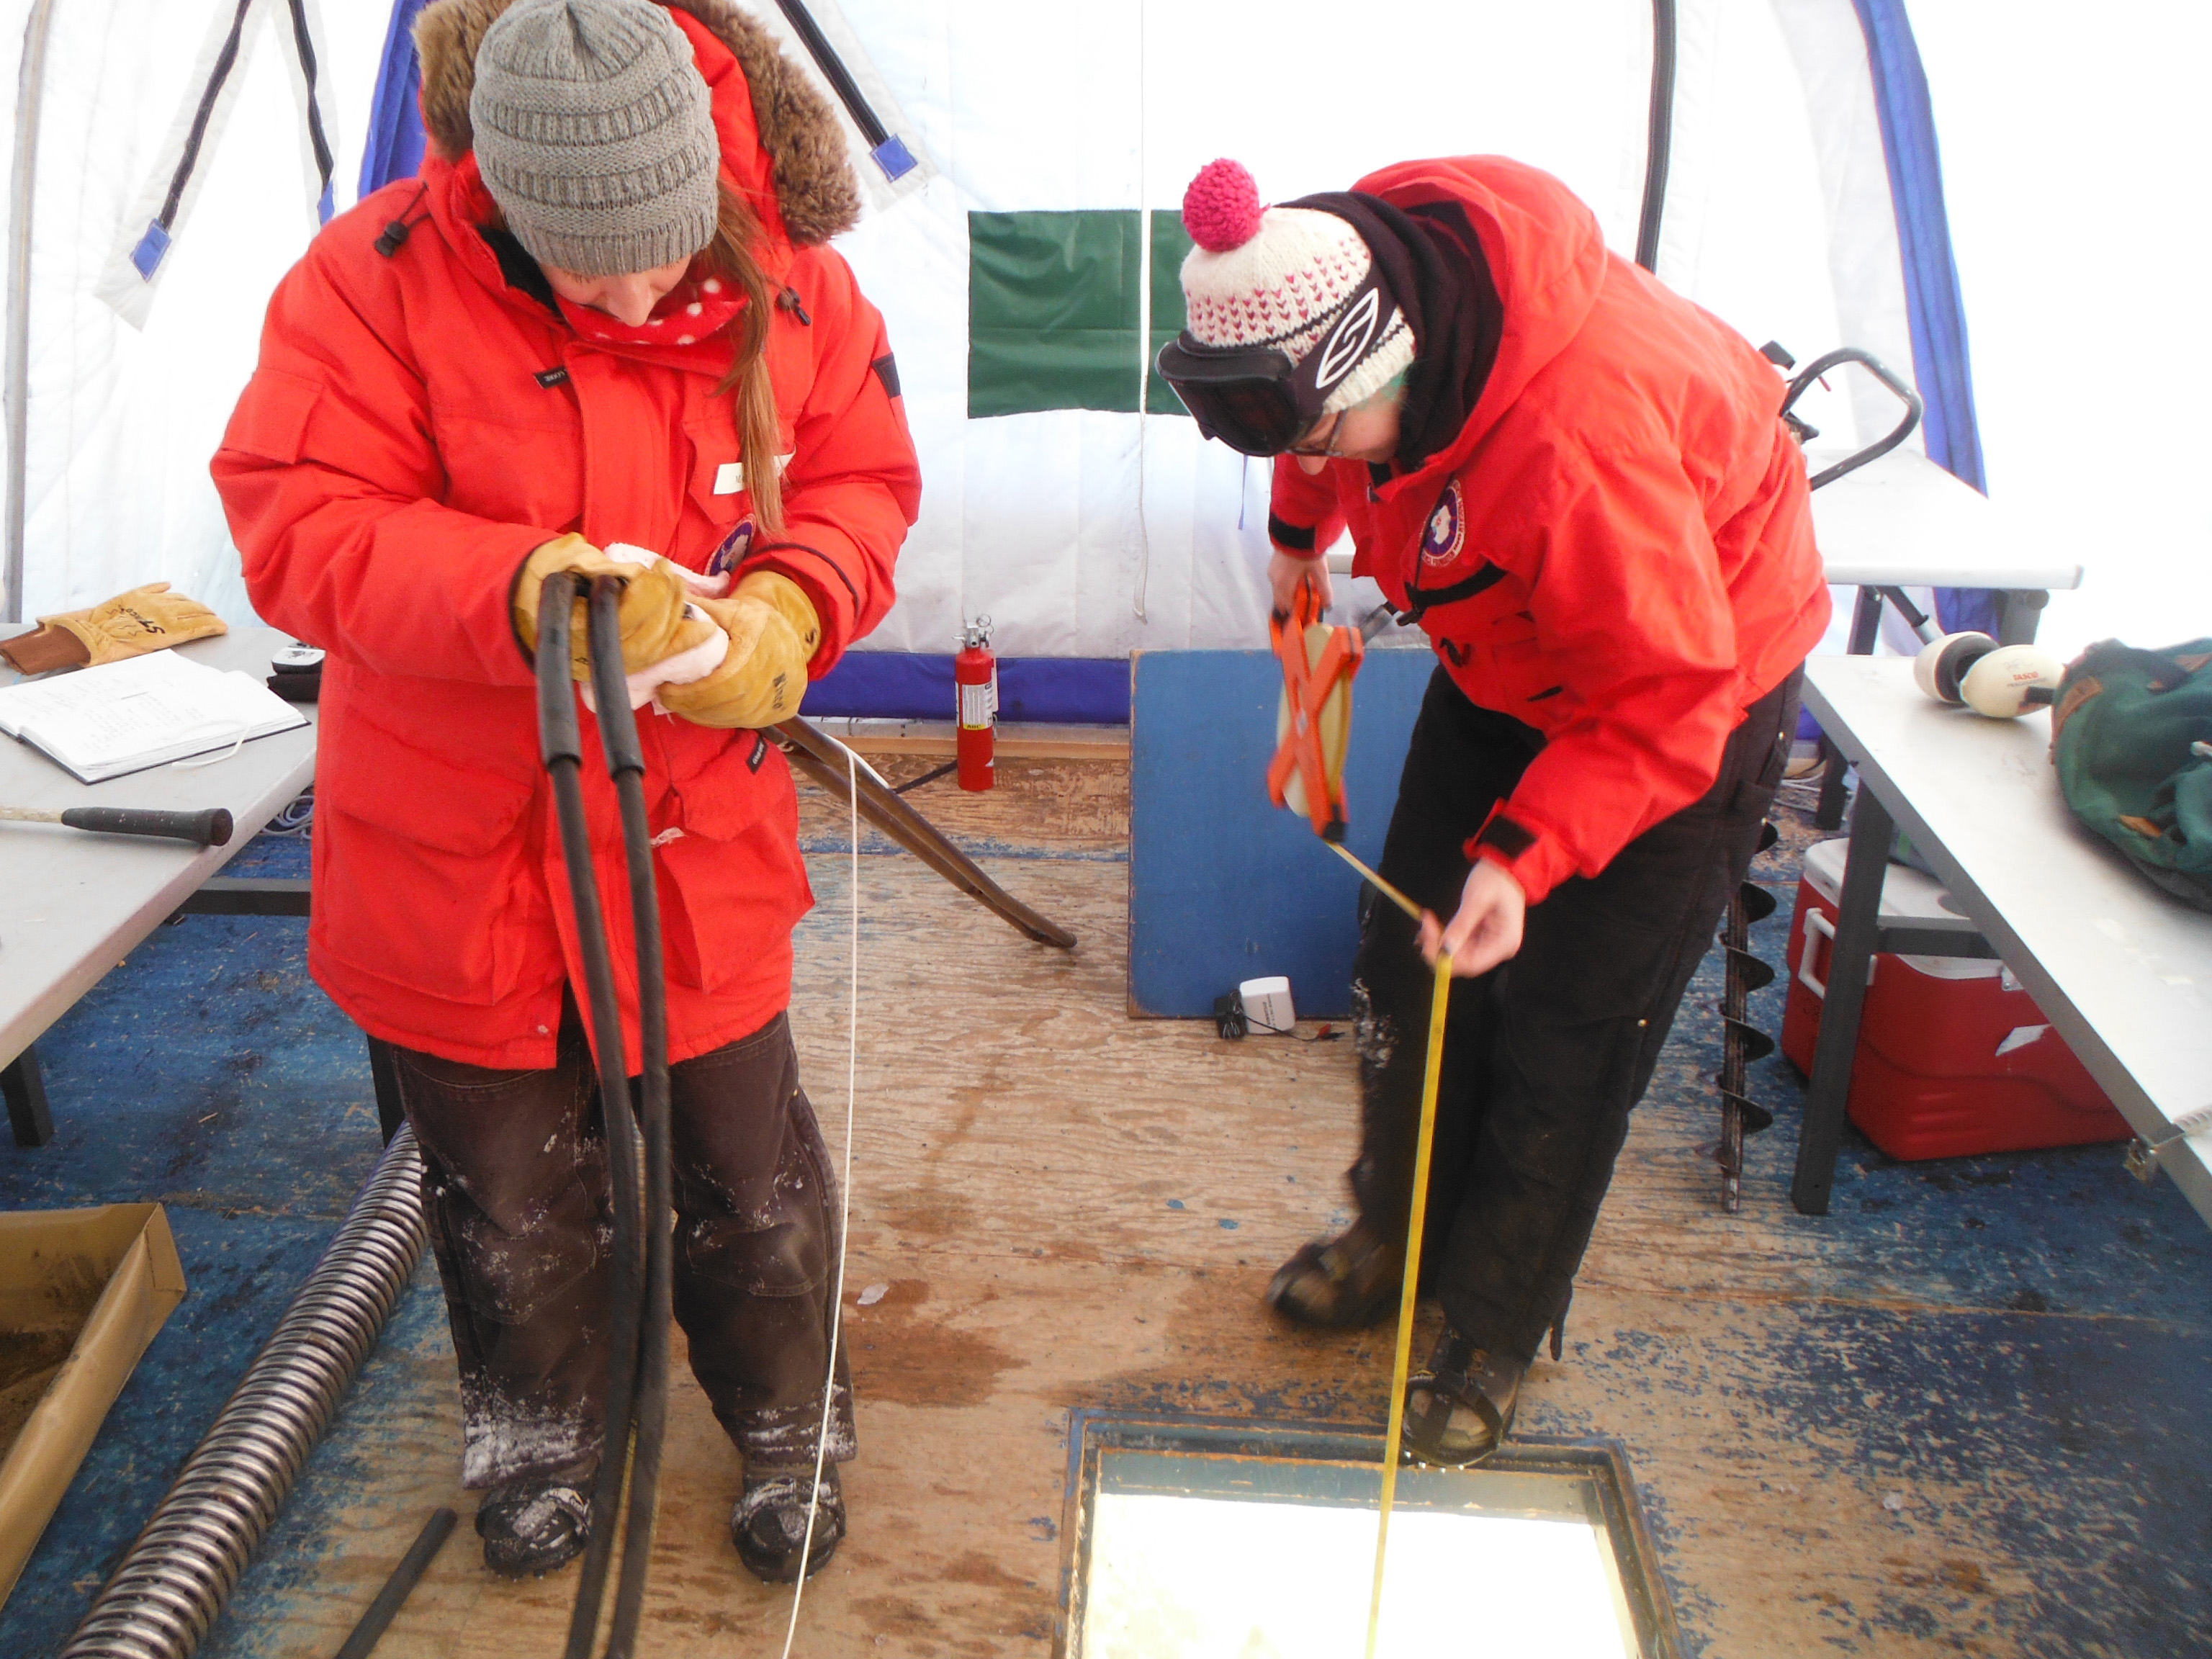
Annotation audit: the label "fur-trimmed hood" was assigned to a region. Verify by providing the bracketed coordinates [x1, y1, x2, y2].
[413, 0, 859, 248]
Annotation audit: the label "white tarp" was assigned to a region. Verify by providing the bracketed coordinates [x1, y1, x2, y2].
[3, 0, 2200, 663]
[831, 0, 1879, 660]
[1, 0, 389, 626]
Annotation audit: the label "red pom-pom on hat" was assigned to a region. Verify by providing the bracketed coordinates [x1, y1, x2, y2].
[1182, 158, 1264, 253]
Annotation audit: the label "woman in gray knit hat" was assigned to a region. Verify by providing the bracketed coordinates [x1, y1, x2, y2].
[213, 0, 920, 1583]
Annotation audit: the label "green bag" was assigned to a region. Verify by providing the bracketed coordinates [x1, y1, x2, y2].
[2049, 638, 2212, 912]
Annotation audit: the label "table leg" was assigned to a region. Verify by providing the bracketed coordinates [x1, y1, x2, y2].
[1791, 786, 1891, 1215]
[1996, 588, 2049, 647]
[1814, 588, 1885, 830]
[5, 1043, 55, 1148]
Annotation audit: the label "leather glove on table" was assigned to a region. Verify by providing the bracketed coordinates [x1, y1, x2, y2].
[512, 534, 716, 680]
[0, 582, 227, 674]
[657, 572, 821, 729]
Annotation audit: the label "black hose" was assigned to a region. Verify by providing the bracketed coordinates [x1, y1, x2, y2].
[331, 1507, 456, 1659]
[537, 575, 648, 1659]
[1783, 346, 1925, 490]
[584, 579, 674, 1659]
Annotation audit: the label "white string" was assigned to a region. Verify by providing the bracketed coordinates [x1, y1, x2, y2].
[778, 739, 860, 1658]
[1130, 0, 1151, 623]
[170, 724, 249, 769]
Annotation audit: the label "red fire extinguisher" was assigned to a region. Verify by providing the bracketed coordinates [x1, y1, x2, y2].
[954, 616, 997, 792]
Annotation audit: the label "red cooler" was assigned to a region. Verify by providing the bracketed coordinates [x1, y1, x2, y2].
[1781, 839, 2130, 1160]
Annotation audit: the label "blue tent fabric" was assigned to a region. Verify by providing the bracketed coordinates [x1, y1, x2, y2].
[359, 0, 430, 197]
[804, 653, 1130, 724]
[1851, 0, 1999, 637]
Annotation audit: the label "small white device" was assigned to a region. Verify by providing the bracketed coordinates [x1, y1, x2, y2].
[1238, 976, 1297, 1035]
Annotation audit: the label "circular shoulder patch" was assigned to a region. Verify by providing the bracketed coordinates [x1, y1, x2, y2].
[1419, 479, 1466, 569]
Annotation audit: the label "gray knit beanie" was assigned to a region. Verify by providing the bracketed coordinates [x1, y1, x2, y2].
[470, 0, 719, 277]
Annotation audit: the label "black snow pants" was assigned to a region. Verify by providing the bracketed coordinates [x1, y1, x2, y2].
[1349, 665, 1799, 1364]
[391, 1008, 853, 1491]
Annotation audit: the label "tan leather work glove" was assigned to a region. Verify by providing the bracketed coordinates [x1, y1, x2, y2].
[512, 534, 714, 680]
[0, 583, 226, 674]
[657, 571, 821, 729]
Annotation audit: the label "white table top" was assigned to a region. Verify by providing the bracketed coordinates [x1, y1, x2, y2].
[1809, 448, 2084, 592]
[0, 626, 318, 1067]
[1804, 655, 2212, 1224]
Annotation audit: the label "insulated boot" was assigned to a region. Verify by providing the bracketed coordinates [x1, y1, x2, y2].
[476, 1479, 592, 1577]
[732, 1461, 846, 1583]
[1264, 1218, 1401, 1328]
[1403, 1329, 1524, 1468]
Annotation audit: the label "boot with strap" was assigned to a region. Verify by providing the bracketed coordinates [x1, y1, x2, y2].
[1403, 1329, 1525, 1467]
[732, 1460, 846, 1583]
[477, 1476, 593, 1578]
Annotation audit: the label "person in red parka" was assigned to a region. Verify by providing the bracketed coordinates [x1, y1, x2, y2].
[1158, 158, 1829, 1465]
[212, 0, 919, 1581]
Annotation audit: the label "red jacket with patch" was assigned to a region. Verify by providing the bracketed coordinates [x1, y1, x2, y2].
[211, 8, 918, 1069]
[1271, 156, 1828, 905]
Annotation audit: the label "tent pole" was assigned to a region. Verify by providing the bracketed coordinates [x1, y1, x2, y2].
[1633, 0, 1676, 274]
[4, 0, 56, 625]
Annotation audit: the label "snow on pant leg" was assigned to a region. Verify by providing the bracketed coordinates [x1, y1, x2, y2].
[390, 1015, 611, 1490]
[1348, 667, 1542, 1285]
[667, 1012, 855, 1466]
[1434, 670, 1802, 1362]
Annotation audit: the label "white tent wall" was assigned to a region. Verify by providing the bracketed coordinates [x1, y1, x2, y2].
[14, 1, 2195, 673]
[1910, 1, 2212, 661]
[1, 0, 390, 626]
[0, 0, 1891, 652]
[831, 0, 1879, 662]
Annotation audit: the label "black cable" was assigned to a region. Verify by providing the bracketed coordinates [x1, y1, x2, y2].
[331, 1507, 456, 1659]
[1634, 0, 1677, 273]
[539, 576, 646, 1659]
[587, 580, 673, 1659]
[893, 758, 958, 794]
[1211, 991, 1342, 1043]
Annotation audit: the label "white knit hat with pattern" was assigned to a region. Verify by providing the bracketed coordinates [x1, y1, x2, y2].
[1177, 158, 1414, 415]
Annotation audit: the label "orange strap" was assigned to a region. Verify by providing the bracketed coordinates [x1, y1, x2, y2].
[1266, 580, 1364, 837]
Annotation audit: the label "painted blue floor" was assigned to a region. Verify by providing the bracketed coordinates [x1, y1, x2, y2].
[3, 820, 2208, 1656]
[0, 830, 391, 1658]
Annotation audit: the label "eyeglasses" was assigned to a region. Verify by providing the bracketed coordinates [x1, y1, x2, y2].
[1282, 412, 1344, 458]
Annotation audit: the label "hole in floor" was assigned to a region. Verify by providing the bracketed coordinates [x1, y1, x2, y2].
[1061, 1412, 1680, 1658]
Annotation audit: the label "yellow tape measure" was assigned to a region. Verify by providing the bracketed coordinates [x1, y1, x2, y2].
[1320, 837, 1452, 1658]
[1363, 948, 1451, 1659]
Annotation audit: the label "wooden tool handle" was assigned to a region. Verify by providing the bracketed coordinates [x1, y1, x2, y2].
[58, 806, 233, 846]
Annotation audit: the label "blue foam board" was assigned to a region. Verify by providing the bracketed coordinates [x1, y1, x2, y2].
[804, 652, 1130, 724]
[1128, 647, 1433, 1017]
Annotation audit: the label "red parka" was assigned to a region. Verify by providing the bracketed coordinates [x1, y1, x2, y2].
[212, 3, 919, 1070]
[1272, 157, 1830, 905]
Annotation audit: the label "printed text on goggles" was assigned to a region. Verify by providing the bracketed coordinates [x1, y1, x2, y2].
[1154, 268, 1395, 457]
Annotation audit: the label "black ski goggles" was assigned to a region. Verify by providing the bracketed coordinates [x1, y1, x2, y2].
[1154, 268, 1395, 457]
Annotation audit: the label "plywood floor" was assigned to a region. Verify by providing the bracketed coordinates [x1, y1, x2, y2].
[5, 760, 2207, 1658]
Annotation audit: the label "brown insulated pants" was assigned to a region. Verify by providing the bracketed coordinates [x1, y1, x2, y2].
[391, 1009, 854, 1490]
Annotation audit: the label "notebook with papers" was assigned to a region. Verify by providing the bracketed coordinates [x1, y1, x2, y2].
[0, 649, 308, 783]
